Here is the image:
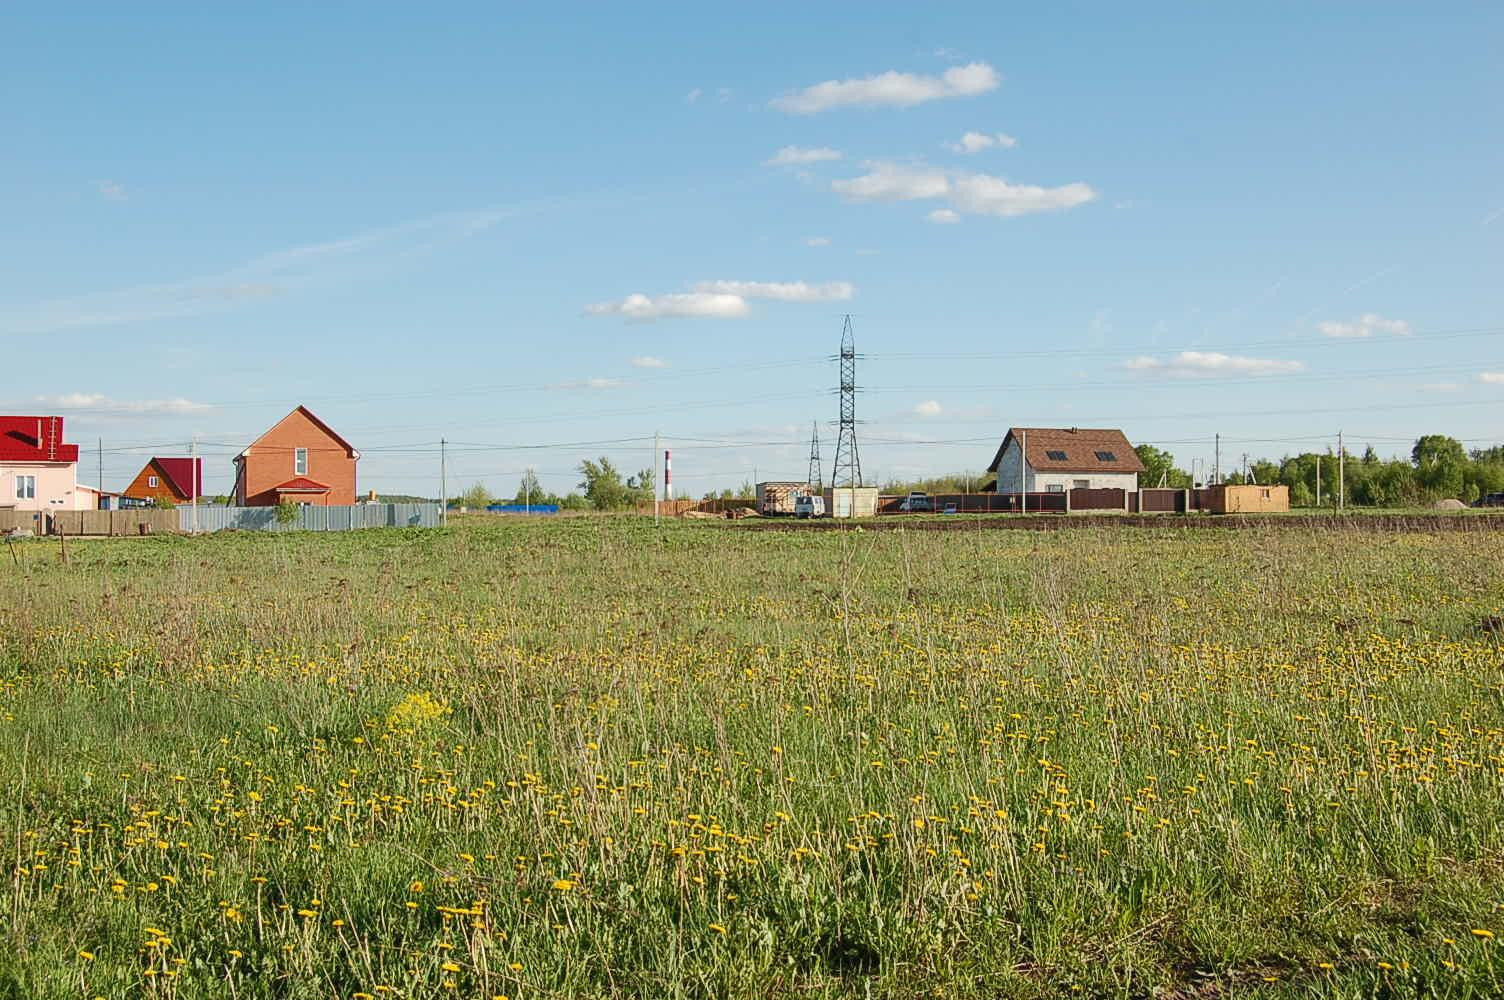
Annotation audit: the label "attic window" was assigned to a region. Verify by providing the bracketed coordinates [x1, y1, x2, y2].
[1045, 450, 1068, 461]
[148, 475, 159, 488]
[295, 448, 308, 476]
[1094, 450, 1117, 462]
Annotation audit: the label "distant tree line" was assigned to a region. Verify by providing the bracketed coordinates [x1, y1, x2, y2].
[1134, 436, 1504, 506]
[879, 435, 1502, 509]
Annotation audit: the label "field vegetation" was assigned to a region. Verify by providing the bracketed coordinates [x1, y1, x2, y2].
[3, 518, 1503, 998]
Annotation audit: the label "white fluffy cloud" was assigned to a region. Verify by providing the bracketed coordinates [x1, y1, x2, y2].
[1481, 372, 1504, 385]
[1124, 352, 1305, 378]
[587, 280, 855, 322]
[913, 400, 943, 417]
[1315, 313, 1412, 338]
[585, 292, 750, 321]
[693, 280, 853, 302]
[37, 393, 210, 415]
[806, 236, 831, 247]
[832, 162, 1096, 219]
[772, 62, 999, 114]
[630, 356, 667, 369]
[947, 131, 1017, 154]
[926, 208, 961, 224]
[766, 146, 842, 166]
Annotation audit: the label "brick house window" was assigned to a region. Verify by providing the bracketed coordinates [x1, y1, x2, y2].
[295, 448, 308, 476]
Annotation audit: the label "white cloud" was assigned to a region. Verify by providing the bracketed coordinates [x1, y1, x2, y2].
[97, 180, 127, 200]
[947, 131, 1017, 154]
[685, 88, 702, 103]
[693, 280, 854, 302]
[926, 208, 961, 224]
[554, 377, 623, 390]
[630, 356, 667, 369]
[766, 145, 842, 166]
[584, 292, 750, 322]
[832, 161, 1096, 219]
[36, 393, 210, 415]
[913, 400, 943, 417]
[1480, 372, 1504, 385]
[806, 236, 831, 247]
[772, 62, 999, 114]
[1315, 313, 1412, 338]
[1124, 351, 1305, 378]
[1, 206, 514, 336]
[587, 279, 854, 322]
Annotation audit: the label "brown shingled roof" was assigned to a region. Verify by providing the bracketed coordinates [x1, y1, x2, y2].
[985, 427, 1144, 475]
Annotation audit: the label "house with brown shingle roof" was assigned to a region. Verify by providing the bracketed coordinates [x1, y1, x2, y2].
[985, 427, 1144, 493]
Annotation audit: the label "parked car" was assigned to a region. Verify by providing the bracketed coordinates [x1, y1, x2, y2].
[898, 491, 933, 512]
[794, 494, 826, 519]
[1473, 492, 1504, 508]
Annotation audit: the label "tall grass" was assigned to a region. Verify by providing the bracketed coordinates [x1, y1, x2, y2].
[2, 518, 1502, 998]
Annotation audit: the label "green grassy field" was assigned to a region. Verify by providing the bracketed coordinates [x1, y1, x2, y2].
[3, 519, 1504, 998]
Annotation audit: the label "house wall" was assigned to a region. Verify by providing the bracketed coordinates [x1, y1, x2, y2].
[238, 410, 357, 507]
[0, 461, 91, 510]
[122, 460, 188, 503]
[993, 439, 1138, 493]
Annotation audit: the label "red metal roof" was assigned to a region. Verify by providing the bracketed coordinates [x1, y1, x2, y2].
[152, 457, 204, 498]
[0, 416, 80, 463]
[270, 477, 331, 493]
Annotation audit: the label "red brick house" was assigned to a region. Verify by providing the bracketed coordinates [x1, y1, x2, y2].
[122, 457, 204, 505]
[233, 406, 359, 507]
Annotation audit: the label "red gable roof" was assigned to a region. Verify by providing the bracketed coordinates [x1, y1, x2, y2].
[152, 457, 204, 497]
[0, 416, 80, 463]
[271, 477, 331, 492]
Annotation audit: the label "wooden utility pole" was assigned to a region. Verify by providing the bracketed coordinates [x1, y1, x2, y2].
[439, 438, 448, 526]
[1316, 455, 1322, 508]
[1337, 432, 1345, 511]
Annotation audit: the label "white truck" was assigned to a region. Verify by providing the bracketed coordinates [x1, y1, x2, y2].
[794, 493, 826, 519]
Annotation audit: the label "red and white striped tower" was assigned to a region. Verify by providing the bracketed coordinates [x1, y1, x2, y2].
[664, 449, 672, 500]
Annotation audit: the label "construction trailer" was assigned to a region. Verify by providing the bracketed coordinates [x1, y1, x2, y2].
[824, 486, 880, 518]
[756, 481, 811, 516]
[1202, 483, 1290, 514]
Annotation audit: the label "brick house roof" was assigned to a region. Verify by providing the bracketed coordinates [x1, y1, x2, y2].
[986, 427, 1145, 475]
[270, 477, 331, 493]
[0, 416, 80, 463]
[151, 457, 204, 497]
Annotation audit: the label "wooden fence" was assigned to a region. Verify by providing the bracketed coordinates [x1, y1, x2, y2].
[1, 509, 178, 536]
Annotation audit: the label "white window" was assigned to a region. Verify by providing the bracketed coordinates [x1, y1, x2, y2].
[148, 475, 159, 488]
[16, 475, 36, 500]
[295, 448, 308, 476]
[1046, 484, 1064, 493]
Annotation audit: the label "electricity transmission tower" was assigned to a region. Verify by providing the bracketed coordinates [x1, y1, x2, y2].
[831, 314, 863, 488]
[806, 421, 823, 490]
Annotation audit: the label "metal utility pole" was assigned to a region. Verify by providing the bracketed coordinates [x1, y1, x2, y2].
[831, 315, 863, 490]
[1337, 431, 1345, 511]
[654, 430, 661, 526]
[807, 421, 823, 491]
[1214, 433, 1221, 486]
[1315, 455, 1321, 508]
[190, 435, 199, 534]
[97, 438, 103, 495]
[440, 438, 448, 526]
[525, 465, 533, 514]
[1020, 429, 1027, 514]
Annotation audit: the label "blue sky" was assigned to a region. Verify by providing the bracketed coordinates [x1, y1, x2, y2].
[3, 5, 1502, 497]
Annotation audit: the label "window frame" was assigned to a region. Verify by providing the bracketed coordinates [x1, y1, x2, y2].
[148, 475, 159, 488]
[1045, 449, 1069, 461]
[16, 475, 36, 500]
[1094, 450, 1117, 462]
[295, 448, 308, 476]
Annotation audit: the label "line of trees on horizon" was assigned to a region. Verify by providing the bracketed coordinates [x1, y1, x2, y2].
[882, 435, 1504, 507]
